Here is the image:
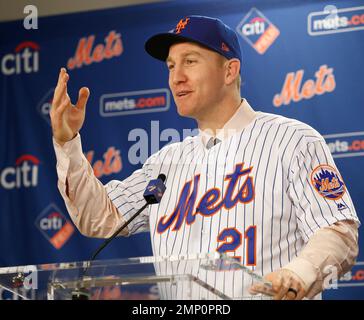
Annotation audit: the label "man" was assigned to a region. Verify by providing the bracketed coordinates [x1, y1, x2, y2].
[51, 15, 360, 300]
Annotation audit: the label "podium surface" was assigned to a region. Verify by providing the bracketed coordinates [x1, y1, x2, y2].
[0, 253, 271, 300]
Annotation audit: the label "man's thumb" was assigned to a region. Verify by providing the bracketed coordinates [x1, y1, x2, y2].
[76, 87, 90, 110]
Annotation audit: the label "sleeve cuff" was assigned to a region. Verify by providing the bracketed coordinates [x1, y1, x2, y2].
[53, 133, 84, 183]
[283, 257, 319, 291]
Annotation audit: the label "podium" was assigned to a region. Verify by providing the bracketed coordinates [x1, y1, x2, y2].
[0, 253, 271, 300]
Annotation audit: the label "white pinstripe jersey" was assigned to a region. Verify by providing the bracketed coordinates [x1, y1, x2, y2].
[106, 111, 359, 299]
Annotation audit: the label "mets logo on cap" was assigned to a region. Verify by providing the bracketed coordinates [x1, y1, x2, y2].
[174, 18, 190, 34]
[310, 164, 346, 200]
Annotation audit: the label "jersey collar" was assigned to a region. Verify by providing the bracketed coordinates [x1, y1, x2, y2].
[198, 98, 258, 148]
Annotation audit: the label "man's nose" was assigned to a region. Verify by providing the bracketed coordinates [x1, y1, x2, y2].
[171, 65, 187, 85]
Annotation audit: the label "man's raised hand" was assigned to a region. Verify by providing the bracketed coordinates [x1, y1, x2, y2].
[50, 68, 90, 146]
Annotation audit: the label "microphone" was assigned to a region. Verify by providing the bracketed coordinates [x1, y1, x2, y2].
[72, 174, 166, 300]
[143, 174, 166, 204]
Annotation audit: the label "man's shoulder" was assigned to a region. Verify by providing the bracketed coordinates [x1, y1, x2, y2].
[257, 112, 324, 144]
[160, 134, 197, 152]
[144, 135, 199, 166]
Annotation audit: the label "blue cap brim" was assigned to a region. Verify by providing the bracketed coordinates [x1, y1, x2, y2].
[145, 33, 190, 61]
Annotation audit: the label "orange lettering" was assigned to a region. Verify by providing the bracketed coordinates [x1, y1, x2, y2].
[67, 36, 94, 69]
[85, 151, 94, 164]
[175, 18, 190, 34]
[315, 65, 330, 95]
[112, 36, 123, 56]
[85, 148, 122, 179]
[319, 178, 339, 192]
[254, 25, 280, 55]
[302, 79, 315, 99]
[92, 44, 105, 62]
[273, 70, 303, 107]
[320, 178, 329, 192]
[324, 72, 336, 92]
[111, 150, 122, 173]
[273, 65, 336, 107]
[103, 147, 115, 175]
[68, 31, 123, 70]
[104, 31, 118, 58]
[93, 160, 103, 178]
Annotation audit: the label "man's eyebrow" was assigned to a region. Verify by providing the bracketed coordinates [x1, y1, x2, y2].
[166, 50, 203, 63]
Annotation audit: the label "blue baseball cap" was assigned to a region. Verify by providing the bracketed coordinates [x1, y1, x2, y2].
[145, 15, 242, 63]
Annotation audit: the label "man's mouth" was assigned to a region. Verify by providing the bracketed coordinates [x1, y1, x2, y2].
[176, 90, 193, 98]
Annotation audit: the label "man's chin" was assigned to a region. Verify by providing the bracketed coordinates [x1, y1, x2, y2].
[176, 105, 195, 118]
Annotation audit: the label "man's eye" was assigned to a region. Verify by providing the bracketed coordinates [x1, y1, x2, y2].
[167, 64, 174, 70]
[186, 59, 195, 65]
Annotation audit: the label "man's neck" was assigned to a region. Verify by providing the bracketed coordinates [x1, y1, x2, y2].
[197, 95, 243, 135]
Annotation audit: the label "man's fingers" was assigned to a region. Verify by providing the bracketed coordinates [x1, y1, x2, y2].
[280, 278, 304, 300]
[295, 287, 306, 300]
[53, 72, 69, 107]
[53, 82, 67, 107]
[250, 270, 307, 300]
[274, 279, 290, 300]
[54, 68, 67, 98]
[249, 283, 264, 294]
[285, 288, 298, 300]
[283, 280, 304, 300]
[56, 95, 71, 117]
[249, 282, 275, 297]
[76, 87, 90, 110]
[57, 67, 66, 86]
[270, 274, 283, 294]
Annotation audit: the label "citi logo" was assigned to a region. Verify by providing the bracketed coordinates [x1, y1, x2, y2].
[236, 8, 280, 54]
[1, 41, 39, 75]
[35, 204, 75, 250]
[0, 155, 40, 190]
[39, 212, 64, 230]
[241, 17, 266, 36]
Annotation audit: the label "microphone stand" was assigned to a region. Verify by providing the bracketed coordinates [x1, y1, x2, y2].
[71, 174, 166, 300]
[71, 202, 149, 300]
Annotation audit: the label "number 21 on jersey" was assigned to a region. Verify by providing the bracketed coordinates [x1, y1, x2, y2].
[216, 226, 256, 266]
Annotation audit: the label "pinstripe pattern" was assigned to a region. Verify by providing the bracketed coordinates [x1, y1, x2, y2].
[105, 111, 359, 299]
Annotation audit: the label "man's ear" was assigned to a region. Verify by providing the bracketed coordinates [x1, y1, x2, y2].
[225, 59, 240, 86]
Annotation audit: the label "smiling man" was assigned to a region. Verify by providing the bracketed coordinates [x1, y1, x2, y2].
[51, 15, 360, 300]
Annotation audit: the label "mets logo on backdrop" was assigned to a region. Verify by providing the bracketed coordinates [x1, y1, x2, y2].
[67, 30, 123, 70]
[310, 164, 346, 200]
[35, 203, 75, 249]
[236, 8, 280, 54]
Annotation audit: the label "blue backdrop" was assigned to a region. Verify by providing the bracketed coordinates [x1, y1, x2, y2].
[0, 0, 363, 299]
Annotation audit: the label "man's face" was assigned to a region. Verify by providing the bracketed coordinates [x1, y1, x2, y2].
[167, 42, 227, 120]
